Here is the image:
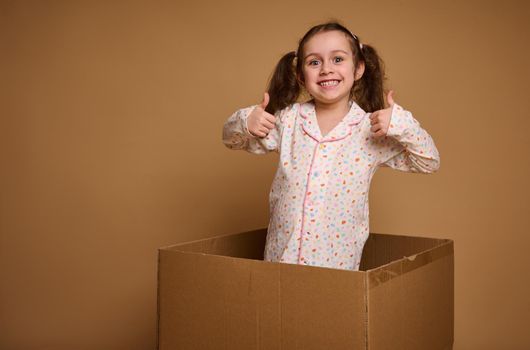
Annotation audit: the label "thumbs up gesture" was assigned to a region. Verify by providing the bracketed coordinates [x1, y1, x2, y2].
[369, 90, 395, 138]
[247, 92, 277, 138]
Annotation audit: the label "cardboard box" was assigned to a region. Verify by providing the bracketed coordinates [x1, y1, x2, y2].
[157, 228, 454, 350]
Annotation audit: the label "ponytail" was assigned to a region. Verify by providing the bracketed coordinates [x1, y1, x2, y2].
[265, 51, 300, 115]
[354, 44, 386, 112]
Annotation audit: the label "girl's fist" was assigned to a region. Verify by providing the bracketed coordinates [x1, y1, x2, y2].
[247, 92, 276, 138]
[369, 90, 395, 138]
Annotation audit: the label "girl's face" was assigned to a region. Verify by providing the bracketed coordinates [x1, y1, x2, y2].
[300, 30, 364, 107]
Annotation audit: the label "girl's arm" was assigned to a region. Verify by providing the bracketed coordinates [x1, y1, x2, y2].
[222, 105, 280, 154]
[376, 103, 440, 173]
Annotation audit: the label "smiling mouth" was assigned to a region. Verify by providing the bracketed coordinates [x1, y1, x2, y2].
[318, 80, 340, 87]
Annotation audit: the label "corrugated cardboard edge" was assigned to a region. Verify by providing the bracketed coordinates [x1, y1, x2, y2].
[364, 273, 369, 350]
[367, 238, 454, 289]
[158, 228, 265, 251]
[156, 249, 161, 350]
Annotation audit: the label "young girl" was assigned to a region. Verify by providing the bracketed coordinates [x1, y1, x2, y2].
[222, 22, 440, 271]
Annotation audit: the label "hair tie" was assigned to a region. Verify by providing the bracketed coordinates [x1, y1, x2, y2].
[348, 31, 363, 50]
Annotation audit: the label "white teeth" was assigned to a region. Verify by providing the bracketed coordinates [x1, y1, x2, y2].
[319, 80, 339, 86]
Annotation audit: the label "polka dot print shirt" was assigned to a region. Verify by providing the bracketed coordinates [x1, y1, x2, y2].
[223, 100, 440, 271]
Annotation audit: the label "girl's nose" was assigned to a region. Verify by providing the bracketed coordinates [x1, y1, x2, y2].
[320, 61, 333, 74]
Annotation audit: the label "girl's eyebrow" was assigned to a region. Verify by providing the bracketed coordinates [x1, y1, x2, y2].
[304, 49, 349, 59]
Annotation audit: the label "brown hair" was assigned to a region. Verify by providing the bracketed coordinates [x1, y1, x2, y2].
[265, 21, 386, 114]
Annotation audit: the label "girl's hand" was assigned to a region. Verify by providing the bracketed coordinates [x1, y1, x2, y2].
[369, 90, 395, 138]
[247, 92, 276, 138]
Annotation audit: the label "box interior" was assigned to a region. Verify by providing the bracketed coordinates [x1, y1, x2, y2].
[163, 228, 450, 271]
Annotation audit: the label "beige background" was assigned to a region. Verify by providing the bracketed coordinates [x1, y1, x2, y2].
[1, 0, 529, 349]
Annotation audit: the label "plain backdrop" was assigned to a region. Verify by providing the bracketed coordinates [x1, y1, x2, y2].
[1, 0, 529, 349]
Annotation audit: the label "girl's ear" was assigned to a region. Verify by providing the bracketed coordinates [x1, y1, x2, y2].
[354, 61, 365, 81]
[297, 72, 305, 86]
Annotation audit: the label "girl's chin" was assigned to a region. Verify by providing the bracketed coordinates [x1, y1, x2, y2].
[311, 93, 350, 105]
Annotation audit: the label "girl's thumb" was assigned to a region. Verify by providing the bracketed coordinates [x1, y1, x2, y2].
[260, 92, 270, 109]
[387, 90, 395, 107]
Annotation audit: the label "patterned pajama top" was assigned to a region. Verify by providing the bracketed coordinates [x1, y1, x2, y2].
[222, 100, 440, 271]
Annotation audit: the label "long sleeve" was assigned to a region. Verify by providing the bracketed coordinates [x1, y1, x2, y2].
[222, 105, 281, 154]
[376, 103, 440, 173]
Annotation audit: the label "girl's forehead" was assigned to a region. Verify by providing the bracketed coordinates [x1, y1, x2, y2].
[303, 31, 352, 57]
